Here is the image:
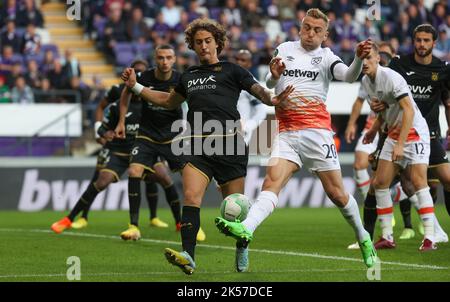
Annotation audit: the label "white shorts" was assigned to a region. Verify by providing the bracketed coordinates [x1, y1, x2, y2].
[379, 137, 430, 169]
[355, 129, 379, 154]
[271, 129, 341, 173]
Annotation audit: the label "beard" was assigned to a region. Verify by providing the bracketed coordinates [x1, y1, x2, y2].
[414, 47, 433, 57]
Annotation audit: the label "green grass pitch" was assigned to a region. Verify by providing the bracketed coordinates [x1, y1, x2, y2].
[0, 206, 449, 282]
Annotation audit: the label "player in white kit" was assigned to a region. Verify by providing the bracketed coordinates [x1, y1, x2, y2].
[360, 44, 437, 251]
[215, 8, 377, 270]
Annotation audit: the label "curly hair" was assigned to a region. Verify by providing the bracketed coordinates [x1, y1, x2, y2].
[184, 18, 227, 55]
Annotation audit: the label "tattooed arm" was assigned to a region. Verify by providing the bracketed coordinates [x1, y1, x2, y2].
[248, 83, 294, 107]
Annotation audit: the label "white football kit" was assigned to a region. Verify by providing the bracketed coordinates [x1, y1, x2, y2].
[361, 66, 430, 168]
[268, 41, 361, 172]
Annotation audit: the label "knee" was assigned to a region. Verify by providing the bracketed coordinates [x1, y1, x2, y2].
[128, 165, 143, 178]
[183, 189, 201, 207]
[326, 188, 348, 207]
[411, 174, 427, 190]
[353, 161, 367, 171]
[95, 175, 112, 190]
[262, 175, 282, 195]
[371, 175, 388, 190]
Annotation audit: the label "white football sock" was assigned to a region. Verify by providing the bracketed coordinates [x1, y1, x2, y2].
[338, 194, 369, 242]
[242, 191, 278, 233]
[416, 187, 435, 241]
[375, 188, 394, 241]
[354, 169, 370, 198]
[409, 194, 420, 210]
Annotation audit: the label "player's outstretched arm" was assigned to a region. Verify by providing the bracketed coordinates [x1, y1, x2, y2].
[334, 39, 373, 83]
[345, 97, 364, 143]
[249, 83, 294, 106]
[121, 67, 184, 110]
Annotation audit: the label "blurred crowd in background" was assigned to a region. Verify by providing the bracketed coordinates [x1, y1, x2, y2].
[0, 0, 449, 152]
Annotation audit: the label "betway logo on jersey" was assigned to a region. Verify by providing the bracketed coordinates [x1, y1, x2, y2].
[187, 75, 217, 93]
[282, 69, 319, 80]
[408, 85, 432, 97]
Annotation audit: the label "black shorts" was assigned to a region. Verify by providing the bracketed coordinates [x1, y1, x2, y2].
[429, 137, 448, 166]
[183, 135, 249, 185]
[96, 147, 110, 169]
[130, 137, 186, 173]
[427, 136, 449, 181]
[100, 152, 130, 182]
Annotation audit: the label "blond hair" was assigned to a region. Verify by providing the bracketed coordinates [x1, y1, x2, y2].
[305, 8, 329, 28]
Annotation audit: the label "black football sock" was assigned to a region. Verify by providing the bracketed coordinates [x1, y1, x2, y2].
[363, 192, 377, 240]
[444, 189, 450, 216]
[181, 206, 200, 260]
[164, 184, 181, 224]
[128, 177, 141, 226]
[81, 170, 100, 219]
[68, 182, 100, 221]
[145, 182, 158, 219]
[399, 198, 412, 229]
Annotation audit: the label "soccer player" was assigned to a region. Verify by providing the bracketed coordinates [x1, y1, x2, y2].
[235, 49, 268, 145]
[345, 42, 396, 199]
[389, 24, 450, 220]
[371, 24, 449, 244]
[115, 45, 191, 241]
[119, 18, 294, 274]
[215, 8, 377, 269]
[345, 43, 421, 247]
[51, 96, 142, 234]
[361, 43, 439, 251]
[67, 60, 179, 231]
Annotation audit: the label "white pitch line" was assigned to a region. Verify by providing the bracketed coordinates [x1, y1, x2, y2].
[0, 228, 448, 270]
[0, 267, 427, 279]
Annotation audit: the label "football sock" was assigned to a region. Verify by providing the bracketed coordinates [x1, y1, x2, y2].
[444, 189, 450, 216]
[81, 170, 100, 219]
[181, 206, 200, 260]
[164, 184, 181, 223]
[128, 177, 141, 226]
[68, 182, 100, 221]
[354, 169, 370, 198]
[363, 192, 377, 240]
[145, 182, 158, 219]
[416, 187, 435, 241]
[399, 198, 412, 229]
[375, 188, 393, 241]
[338, 194, 369, 242]
[242, 191, 278, 233]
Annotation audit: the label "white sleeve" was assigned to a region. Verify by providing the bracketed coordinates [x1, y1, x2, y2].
[391, 72, 410, 100]
[332, 56, 363, 83]
[357, 83, 369, 100]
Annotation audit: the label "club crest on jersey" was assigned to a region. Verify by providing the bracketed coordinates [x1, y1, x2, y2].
[212, 65, 222, 72]
[311, 57, 322, 65]
[431, 72, 439, 81]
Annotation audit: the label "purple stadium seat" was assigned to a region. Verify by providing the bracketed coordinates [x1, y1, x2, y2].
[252, 32, 269, 49]
[25, 53, 45, 65]
[114, 42, 133, 53]
[282, 20, 296, 32]
[115, 51, 134, 67]
[209, 7, 222, 20]
[133, 42, 152, 58]
[94, 17, 108, 39]
[41, 44, 59, 57]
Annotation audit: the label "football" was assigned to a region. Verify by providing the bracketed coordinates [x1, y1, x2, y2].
[220, 193, 251, 222]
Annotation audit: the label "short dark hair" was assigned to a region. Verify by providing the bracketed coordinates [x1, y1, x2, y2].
[130, 59, 148, 68]
[185, 18, 227, 54]
[413, 24, 437, 41]
[155, 44, 175, 52]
